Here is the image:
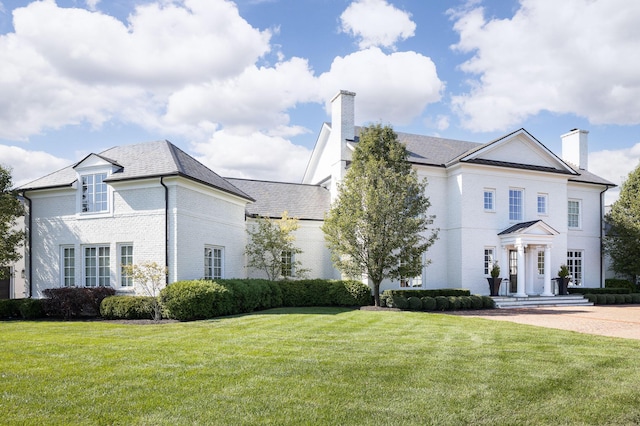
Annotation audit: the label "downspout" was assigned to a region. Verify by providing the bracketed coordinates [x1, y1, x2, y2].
[160, 178, 169, 285]
[599, 185, 611, 289]
[21, 192, 33, 298]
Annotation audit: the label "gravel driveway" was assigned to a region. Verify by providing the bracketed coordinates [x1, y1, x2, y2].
[447, 305, 640, 340]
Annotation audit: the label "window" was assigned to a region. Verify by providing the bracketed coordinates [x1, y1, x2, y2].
[567, 251, 583, 285]
[281, 251, 293, 278]
[483, 248, 495, 275]
[119, 244, 133, 287]
[483, 189, 495, 212]
[537, 194, 548, 215]
[509, 189, 523, 221]
[568, 200, 581, 229]
[399, 258, 423, 287]
[62, 246, 75, 287]
[204, 246, 223, 280]
[84, 246, 110, 287]
[537, 251, 545, 275]
[81, 173, 108, 213]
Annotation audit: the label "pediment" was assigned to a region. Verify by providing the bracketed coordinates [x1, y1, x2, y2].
[460, 129, 576, 175]
[499, 220, 559, 237]
[73, 153, 122, 173]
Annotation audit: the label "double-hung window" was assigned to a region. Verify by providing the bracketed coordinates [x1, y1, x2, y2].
[204, 246, 223, 280]
[509, 189, 524, 221]
[281, 251, 293, 278]
[568, 200, 581, 229]
[62, 246, 75, 287]
[81, 173, 108, 213]
[483, 189, 495, 212]
[537, 194, 548, 215]
[84, 245, 110, 287]
[119, 244, 134, 287]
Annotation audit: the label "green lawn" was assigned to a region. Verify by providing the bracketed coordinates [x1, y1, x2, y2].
[1, 308, 640, 425]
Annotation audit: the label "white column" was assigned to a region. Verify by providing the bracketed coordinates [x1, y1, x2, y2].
[514, 244, 527, 297]
[541, 245, 554, 296]
[502, 246, 509, 296]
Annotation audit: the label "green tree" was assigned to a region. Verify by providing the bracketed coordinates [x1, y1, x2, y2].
[605, 164, 640, 284]
[0, 165, 25, 278]
[322, 124, 438, 306]
[245, 212, 309, 281]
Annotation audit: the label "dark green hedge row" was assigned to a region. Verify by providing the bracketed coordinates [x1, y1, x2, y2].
[42, 287, 116, 319]
[383, 294, 494, 311]
[569, 287, 630, 295]
[383, 289, 471, 299]
[159, 279, 372, 321]
[0, 299, 45, 319]
[584, 293, 640, 305]
[100, 296, 157, 320]
[605, 279, 638, 292]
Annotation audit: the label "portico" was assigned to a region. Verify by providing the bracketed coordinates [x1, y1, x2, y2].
[498, 221, 559, 297]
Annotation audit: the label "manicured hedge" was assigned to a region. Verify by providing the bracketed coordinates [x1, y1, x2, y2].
[160, 280, 233, 321]
[569, 287, 630, 295]
[0, 299, 46, 320]
[384, 293, 494, 311]
[384, 289, 471, 299]
[100, 296, 157, 320]
[42, 287, 116, 319]
[605, 279, 638, 292]
[585, 293, 640, 305]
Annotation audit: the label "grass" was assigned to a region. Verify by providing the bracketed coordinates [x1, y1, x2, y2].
[1, 307, 640, 425]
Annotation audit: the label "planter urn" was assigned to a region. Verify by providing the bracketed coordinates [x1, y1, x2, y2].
[487, 277, 502, 297]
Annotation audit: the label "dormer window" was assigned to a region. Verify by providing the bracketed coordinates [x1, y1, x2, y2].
[81, 173, 108, 213]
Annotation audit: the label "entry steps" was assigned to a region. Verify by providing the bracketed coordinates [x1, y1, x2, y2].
[492, 295, 593, 309]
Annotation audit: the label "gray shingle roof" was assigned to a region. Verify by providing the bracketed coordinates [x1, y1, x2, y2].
[498, 220, 544, 235]
[19, 140, 253, 201]
[226, 178, 330, 221]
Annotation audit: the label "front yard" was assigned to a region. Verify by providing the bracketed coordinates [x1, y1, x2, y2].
[1, 307, 639, 425]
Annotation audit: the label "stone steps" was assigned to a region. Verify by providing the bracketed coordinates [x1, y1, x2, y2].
[492, 295, 593, 309]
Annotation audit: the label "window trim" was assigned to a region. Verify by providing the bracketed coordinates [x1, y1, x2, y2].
[509, 188, 524, 222]
[60, 245, 76, 288]
[83, 245, 111, 287]
[281, 250, 294, 278]
[568, 199, 582, 230]
[567, 250, 583, 286]
[204, 246, 224, 280]
[537, 250, 545, 276]
[483, 189, 496, 212]
[537, 193, 548, 216]
[484, 247, 496, 275]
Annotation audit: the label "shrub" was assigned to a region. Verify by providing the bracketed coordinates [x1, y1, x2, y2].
[100, 296, 156, 320]
[469, 295, 484, 310]
[42, 287, 116, 319]
[570, 287, 630, 295]
[332, 280, 371, 306]
[615, 294, 627, 304]
[18, 299, 45, 319]
[407, 296, 423, 311]
[421, 296, 436, 311]
[0, 299, 20, 319]
[632, 294, 640, 304]
[160, 280, 233, 321]
[605, 279, 637, 292]
[447, 296, 461, 310]
[385, 289, 471, 299]
[386, 295, 408, 310]
[596, 294, 607, 305]
[435, 296, 449, 311]
[585, 294, 597, 304]
[624, 294, 633, 304]
[481, 296, 495, 309]
[606, 294, 617, 304]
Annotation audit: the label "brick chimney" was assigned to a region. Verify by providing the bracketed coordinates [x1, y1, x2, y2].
[561, 129, 589, 170]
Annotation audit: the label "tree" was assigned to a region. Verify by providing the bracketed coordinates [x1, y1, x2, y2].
[245, 212, 309, 280]
[322, 124, 438, 306]
[0, 165, 25, 278]
[604, 163, 640, 284]
[123, 261, 167, 321]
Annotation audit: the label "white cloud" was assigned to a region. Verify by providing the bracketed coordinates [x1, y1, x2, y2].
[85, 0, 100, 11]
[340, 0, 415, 50]
[590, 144, 640, 205]
[318, 47, 443, 125]
[0, 144, 70, 187]
[191, 129, 311, 183]
[450, 0, 640, 132]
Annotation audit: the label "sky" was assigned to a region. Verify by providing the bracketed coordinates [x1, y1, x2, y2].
[0, 0, 639, 204]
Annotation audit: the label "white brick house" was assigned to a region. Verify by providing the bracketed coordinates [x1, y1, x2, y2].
[16, 90, 613, 298]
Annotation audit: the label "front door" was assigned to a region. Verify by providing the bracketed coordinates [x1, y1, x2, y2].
[0, 267, 10, 299]
[508, 250, 517, 293]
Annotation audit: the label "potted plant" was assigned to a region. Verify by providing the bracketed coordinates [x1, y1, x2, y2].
[487, 262, 502, 296]
[557, 264, 571, 295]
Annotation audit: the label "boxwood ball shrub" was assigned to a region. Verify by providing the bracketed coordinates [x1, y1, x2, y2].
[632, 294, 640, 303]
[160, 280, 233, 321]
[407, 296, 423, 311]
[435, 296, 449, 311]
[481, 296, 495, 309]
[100, 296, 156, 320]
[470, 295, 484, 310]
[421, 296, 436, 311]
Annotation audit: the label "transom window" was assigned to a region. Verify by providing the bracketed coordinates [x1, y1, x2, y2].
[568, 200, 581, 229]
[81, 173, 108, 213]
[567, 251, 583, 285]
[84, 246, 110, 287]
[483, 189, 495, 212]
[62, 246, 75, 287]
[509, 189, 523, 221]
[120, 245, 133, 287]
[204, 247, 223, 280]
